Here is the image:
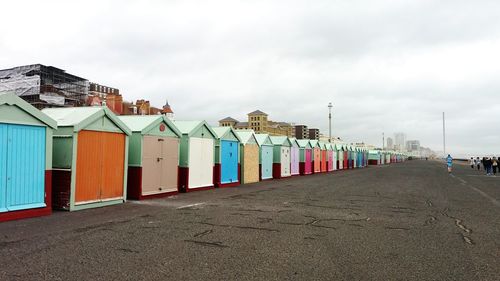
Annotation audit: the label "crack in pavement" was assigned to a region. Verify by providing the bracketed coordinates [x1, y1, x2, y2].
[193, 229, 213, 238]
[184, 240, 229, 248]
[195, 222, 280, 232]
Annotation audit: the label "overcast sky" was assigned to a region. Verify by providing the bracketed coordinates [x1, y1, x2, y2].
[2, 0, 499, 156]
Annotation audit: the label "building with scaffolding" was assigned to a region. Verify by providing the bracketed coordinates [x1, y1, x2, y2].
[0, 64, 89, 109]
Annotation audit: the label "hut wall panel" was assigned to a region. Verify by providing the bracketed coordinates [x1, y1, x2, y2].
[160, 137, 179, 193]
[4, 125, 46, 211]
[243, 144, 259, 184]
[52, 170, 71, 210]
[220, 140, 238, 184]
[188, 138, 214, 189]
[141, 136, 162, 195]
[281, 147, 291, 177]
[0, 124, 7, 212]
[75, 131, 102, 203]
[101, 132, 125, 199]
[305, 149, 312, 174]
[261, 146, 273, 180]
[290, 147, 299, 175]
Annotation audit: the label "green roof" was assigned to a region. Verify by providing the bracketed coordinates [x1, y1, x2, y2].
[254, 134, 273, 146]
[118, 115, 181, 137]
[42, 106, 130, 135]
[172, 120, 217, 138]
[296, 139, 312, 149]
[269, 136, 292, 146]
[309, 140, 320, 148]
[0, 93, 57, 129]
[235, 130, 258, 145]
[211, 126, 242, 142]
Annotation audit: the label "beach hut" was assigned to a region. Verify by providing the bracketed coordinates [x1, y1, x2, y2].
[310, 140, 321, 173]
[212, 127, 241, 188]
[319, 142, 328, 173]
[343, 145, 349, 169]
[368, 150, 380, 165]
[174, 121, 217, 192]
[255, 134, 273, 180]
[327, 143, 334, 172]
[235, 130, 260, 184]
[336, 144, 343, 170]
[118, 116, 181, 200]
[0, 94, 57, 222]
[297, 140, 312, 175]
[43, 107, 130, 211]
[289, 138, 300, 176]
[269, 136, 292, 179]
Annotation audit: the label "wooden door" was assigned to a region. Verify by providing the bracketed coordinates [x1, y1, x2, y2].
[141, 136, 162, 195]
[75, 131, 124, 204]
[160, 137, 179, 193]
[188, 138, 214, 188]
[75, 131, 103, 204]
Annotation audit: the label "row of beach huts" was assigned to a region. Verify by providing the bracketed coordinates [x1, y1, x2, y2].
[0, 93, 407, 222]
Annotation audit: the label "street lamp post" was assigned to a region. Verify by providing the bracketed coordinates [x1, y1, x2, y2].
[328, 102, 333, 143]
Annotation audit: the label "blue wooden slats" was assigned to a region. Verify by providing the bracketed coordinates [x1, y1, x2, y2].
[2, 124, 46, 212]
[0, 124, 7, 212]
[221, 140, 238, 184]
[261, 146, 273, 180]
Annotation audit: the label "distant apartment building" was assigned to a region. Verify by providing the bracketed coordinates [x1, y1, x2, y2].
[394, 132, 407, 151]
[386, 137, 394, 150]
[309, 128, 320, 140]
[295, 125, 309, 139]
[406, 140, 420, 152]
[219, 110, 294, 137]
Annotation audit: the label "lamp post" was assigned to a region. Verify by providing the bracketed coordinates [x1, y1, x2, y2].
[328, 102, 333, 143]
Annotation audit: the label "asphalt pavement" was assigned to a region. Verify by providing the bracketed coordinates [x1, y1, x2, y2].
[0, 160, 499, 281]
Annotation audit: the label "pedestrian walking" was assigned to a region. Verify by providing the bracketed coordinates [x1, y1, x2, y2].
[492, 157, 498, 175]
[446, 154, 453, 173]
[476, 157, 481, 170]
[470, 157, 475, 169]
[484, 157, 492, 176]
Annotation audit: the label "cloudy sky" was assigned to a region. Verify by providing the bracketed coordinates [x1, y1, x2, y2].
[2, 0, 499, 156]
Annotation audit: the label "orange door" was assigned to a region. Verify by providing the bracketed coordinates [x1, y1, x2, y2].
[75, 130, 125, 204]
[101, 132, 125, 200]
[75, 131, 103, 203]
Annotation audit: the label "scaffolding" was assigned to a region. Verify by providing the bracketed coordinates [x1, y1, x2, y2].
[0, 64, 89, 109]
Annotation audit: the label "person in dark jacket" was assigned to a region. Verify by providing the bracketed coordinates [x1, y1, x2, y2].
[484, 157, 492, 176]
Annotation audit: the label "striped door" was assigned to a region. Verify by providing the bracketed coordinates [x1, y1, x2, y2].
[1, 124, 46, 212]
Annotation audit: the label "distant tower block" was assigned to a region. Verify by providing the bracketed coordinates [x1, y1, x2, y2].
[161, 99, 174, 120]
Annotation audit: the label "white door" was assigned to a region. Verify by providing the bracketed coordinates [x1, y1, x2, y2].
[281, 147, 291, 177]
[188, 138, 214, 189]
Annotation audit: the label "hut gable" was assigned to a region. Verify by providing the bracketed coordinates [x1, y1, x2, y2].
[118, 115, 181, 138]
[0, 93, 57, 128]
[212, 126, 242, 142]
[269, 136, 292, 147]
[173, 120, 217, 139]
[42, 107, 131, 135]
[235, 130, 258, 145]
[296, 139, 312, 149]
[254, 134, 273, 146]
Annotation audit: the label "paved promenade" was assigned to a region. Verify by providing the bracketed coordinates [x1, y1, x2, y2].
[0, 160, 498, 280]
